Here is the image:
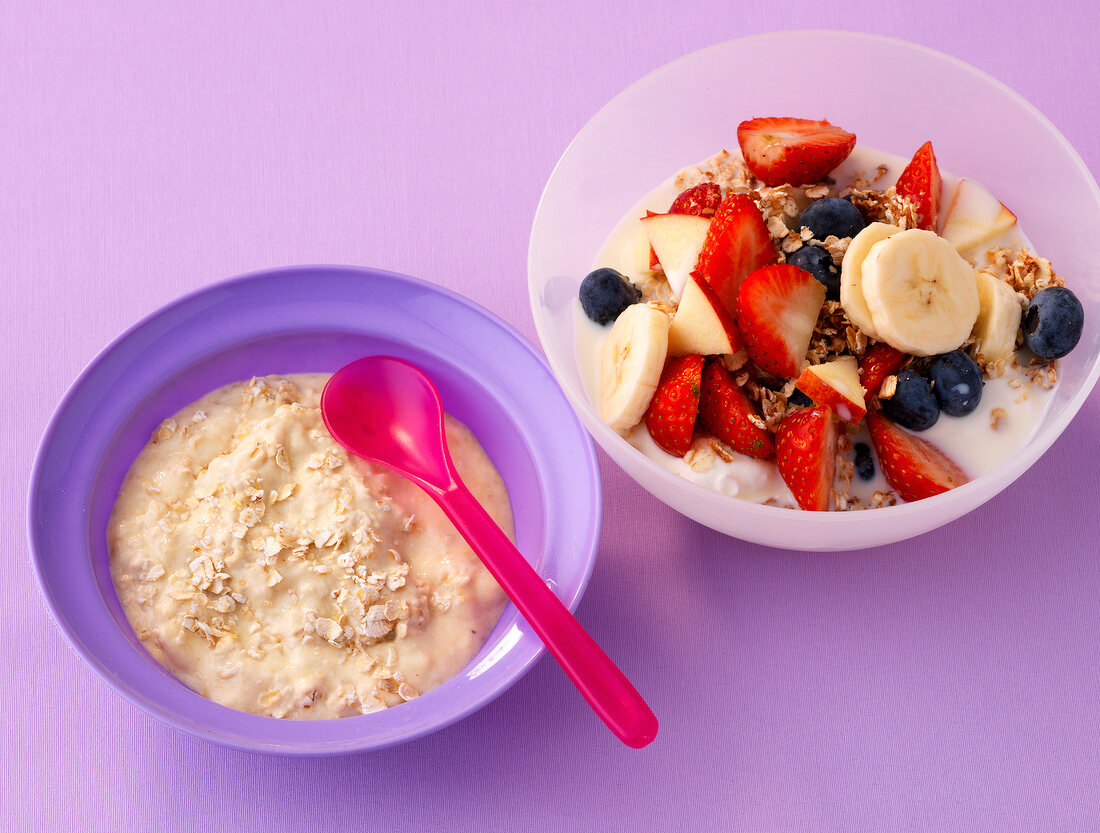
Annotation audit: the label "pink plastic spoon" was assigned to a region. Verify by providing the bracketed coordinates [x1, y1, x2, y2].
[321, 356, 658, 748]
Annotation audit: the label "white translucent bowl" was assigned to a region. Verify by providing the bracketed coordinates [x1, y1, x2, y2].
[528, 31, 1100, 551]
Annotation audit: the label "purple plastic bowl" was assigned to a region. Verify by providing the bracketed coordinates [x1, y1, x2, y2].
[28, 265, 602, 755]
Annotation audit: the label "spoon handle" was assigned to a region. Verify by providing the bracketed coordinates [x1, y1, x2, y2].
[436, 480, 658, 749]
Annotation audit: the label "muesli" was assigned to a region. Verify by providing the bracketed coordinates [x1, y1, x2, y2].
[576, 118, 1084, 510]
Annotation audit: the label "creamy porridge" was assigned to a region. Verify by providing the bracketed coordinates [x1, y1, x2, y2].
[109, 374, 512, 719]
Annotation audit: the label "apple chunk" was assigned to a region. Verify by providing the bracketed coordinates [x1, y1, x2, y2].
[940, 178, 1017, 253]
[668, 273, 746, 358]
[641, 213, 710, 300]
[796, 356, 867, 423]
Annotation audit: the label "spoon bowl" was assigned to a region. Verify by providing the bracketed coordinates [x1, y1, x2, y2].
[322, 356, 658, 748]
[321, 354, 454, 491]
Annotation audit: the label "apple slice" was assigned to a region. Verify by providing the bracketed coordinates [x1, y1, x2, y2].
[940, 178, 1017, 253]
[641, 213, 711, 300]
[668, 273, 747, 358]
[796, 356, 867, 423]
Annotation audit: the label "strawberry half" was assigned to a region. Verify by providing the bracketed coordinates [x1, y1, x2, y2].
[775, 405, 837, 511]
[698, 360, 774, 459]
[735, 264, 826, 379]
[669, 182, 723, 217]
[866, 412, 969, 502]
[644, 354, 705, 456]
[895, 140, 942, 231]
[694, 193, 777, 315]
[858, 342, 910, 406]
[737, 117, 857, 187]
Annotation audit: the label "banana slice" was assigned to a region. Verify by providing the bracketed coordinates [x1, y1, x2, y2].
[600, 303, 671, 433]
[972, 270, 1023, 363]
[839, 222, 903, 339]
[859, 228, 979, 356]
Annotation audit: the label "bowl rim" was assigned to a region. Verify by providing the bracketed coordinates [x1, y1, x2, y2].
[27, 263, 603, 754]
[527, 29, 1100, 545]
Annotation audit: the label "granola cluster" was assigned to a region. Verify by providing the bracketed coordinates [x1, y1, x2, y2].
[981, 247, 1065, 300]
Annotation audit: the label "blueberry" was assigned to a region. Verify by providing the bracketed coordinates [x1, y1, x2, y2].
[787, 245, 840, 300]
[928, 350, 983, 416]
[579, 268, 641, 325]
[854, 442, 875, 481]
[788, 388, 813, 408]
[1023, 286, 1084, 360]
[881, 370, 939, 431]
[797, 197, 867, 241]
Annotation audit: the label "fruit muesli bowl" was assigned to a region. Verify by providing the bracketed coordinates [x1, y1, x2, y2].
[528, 32, 1099, 551]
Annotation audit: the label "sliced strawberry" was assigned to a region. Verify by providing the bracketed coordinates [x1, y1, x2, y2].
[694, 193, 777, 315]
[669, 182, 723, 217]
[737, 117, 857, 187]
[775, 405, 837, 511]
[698, 360, 774, 458]
[858, 342, 910, 406]
[735, 264, 826, 378]
[895, 140, 942, 231]
[644, 354, 705, 456]
[866, 412, 969, 502]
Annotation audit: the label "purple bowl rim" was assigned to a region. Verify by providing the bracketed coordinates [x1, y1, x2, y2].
[27, 263, 603, 755]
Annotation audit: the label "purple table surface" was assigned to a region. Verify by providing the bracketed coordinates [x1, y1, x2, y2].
[2, 2, 1098, 831]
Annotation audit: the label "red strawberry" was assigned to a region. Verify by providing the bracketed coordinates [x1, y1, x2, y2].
[694, 193, 777, 315]
[669, 182, 723, 217]
[737, 117, 857, 187]
[866, 412, 969, 502]
[698, 360, 774, 459]
[644, 354, 705, 456]
[735, 264, 826, 378]
[895, 140, 942, 231]
[775, 405, 837, 511]
[858, 342, 910, 406]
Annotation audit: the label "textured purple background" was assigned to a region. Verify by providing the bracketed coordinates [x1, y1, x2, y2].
[3, 2, 1099, 831]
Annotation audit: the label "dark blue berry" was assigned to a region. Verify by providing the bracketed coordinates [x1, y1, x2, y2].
[854, 442, 875, 481]
[928, 350, 983, 416]
[1023, 286, 1084, 360]
[787, 245, 840, 300]
[579, 268, 641, 325]
[788, 388, 813, 408]
[881, 370, 939, 431]
[797, 197, 867, 241]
